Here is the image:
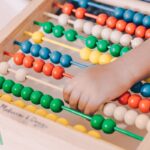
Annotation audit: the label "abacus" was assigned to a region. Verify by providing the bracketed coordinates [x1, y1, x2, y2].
[0, 0, 150, 149]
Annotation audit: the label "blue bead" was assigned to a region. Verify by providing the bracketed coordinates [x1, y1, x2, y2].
[39, 47, 51, 60]
[21, 40, 32, 54]
[49, 51, 62, 64]
[60, 54, 72, 67]
[140, 83, 150, 97]
[78, 0, 89, 8]
[114, 7, 125, 19]
[143, 16, 150, 28]
[131, 81, 143, 93]
[30, 44, 41, 57]
[133, 13, 144, 25]
[123, 9, 135, 22]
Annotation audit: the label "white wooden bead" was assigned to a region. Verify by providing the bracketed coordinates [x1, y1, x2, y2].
[113, 106, 127, 121]
[15, 68, 28, 82]
[124, 110, 138, 126]
[131, 37, 144, 48]
[119, 34, 132, 46]
[91, 25, 103, 38]
[83, 21, 94, 35]
[146, 120, 150, 132]
[58, 14, 69, 26]
[135, 114, 149, 130]
[0, 62, 9, 75]
[110, 30, 122, 44]
[103, 103, 116, 117]
[74, 19, 85, 32]
[101, 28, 112, 40]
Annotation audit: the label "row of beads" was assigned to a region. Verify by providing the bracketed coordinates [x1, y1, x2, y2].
[0, 76, 117, 135]
[118, 92, 150, 113]
[11, 52, 72, 79]
[34, 21, 131, 57]
[56, 3, 150, 38]
[0, 93, 101, 139]
[131, 81, 150, 97]
[71, 0, 150, 27]
[50, 13, 144, 48]
[14, 40, 87, 68]
[103, 103, 150, 131]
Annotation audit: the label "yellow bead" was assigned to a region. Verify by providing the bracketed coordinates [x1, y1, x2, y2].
[12, 100, 26, 108]
[145, 77, 150, 83]
[1, 94, 13, 103]
[25, 105, 37, 113]
[32, 31, 44, 44]
[99, 53, 112, 64]
[35, 109, 48, 117]
[88, 130, 101, 139]
[45, 113, 59, 121]
[73, 124, 87, 133]
[111, 57, 117, 62]
[56, 117, 69, 126]
[80, 47, 92, 61]
[89, 51, 101, 64]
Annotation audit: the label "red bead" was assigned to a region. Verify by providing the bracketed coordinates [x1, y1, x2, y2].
[135, 26, 146, 38]
[118, 91, 131, 105]
[128, 94, 141, 108]
[139, 99, 150, 113]
[125, 23, 136, 35]
[116, 20, 127, 32]
[96, 14, 108, 25]
[145, 29, 150, 39]
[52, 66, 64, 79]
[43, 63, 54, 76]
[23, 55, 34, 68]
[75, 8, 86, 19]
[13, 52, 25, 65]
[33, 59, 45, 73]
[106, 16, 117, 29]
[62, 3, 74, 15]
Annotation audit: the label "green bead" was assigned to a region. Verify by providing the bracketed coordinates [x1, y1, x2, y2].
[120, 47, 131, 56]
[97, 40, 110, 52]
[50, 98, 64, 113]
[85, 36, 98, 49]
[2, 79, 14, 93]
[109, 44, 122, 57]
[64, 29, 77, 41]
[30, 91, 43, 104]
[42, 22, 54, 33]
[90, 114, 105, 130]
[0, 76, 5, 89]
[52, 25, 64, 38]
[40, 94, 53, 109]
[21, 87, 33, 100]
[102, 119, 116, 134]
[11, 83, 24, 97]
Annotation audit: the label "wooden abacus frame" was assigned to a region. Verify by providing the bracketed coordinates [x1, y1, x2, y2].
[0, 0, 149, 149]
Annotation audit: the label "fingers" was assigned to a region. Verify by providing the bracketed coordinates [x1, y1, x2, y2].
[78, 94, 89, 112]
[84, 102, 99, 115]
[63, 84, 73, 104]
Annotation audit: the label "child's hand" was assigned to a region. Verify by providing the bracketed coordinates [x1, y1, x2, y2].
[63, 62, 135, 115]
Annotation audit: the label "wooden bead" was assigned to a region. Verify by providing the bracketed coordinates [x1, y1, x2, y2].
[73, 19, 85, 32]
[99, 53, 112, 64]
[58, 14, 69, 26]
[125, 23, 136, 35]
[75, 8, 86, 19]
[119, 34, 132, 47]
[96, 14, 108, 25]
[88, 130, 101, 139]
[80, 47, 91, 61]
[73, 124, 87, 133]
[89, 51, 101, 64]
[135, 26, 146, 38]
[139, 99, 150, 113]
[14, 52, 25, 65]
[118, 91, 131, 105]
[145, 29, 150, 39]
[32, 31, 44, 44]
[43, 63, 54, 76]
[110, 30, 122, 44]
[131, 37, 144, 48]
[91, 25, 103, 38]
[56, 117, 69, 126]
[45, 113, 59, 121]
[15, 68, 28, 82]
[0, 62, 9, 75]
[12, 100, 26, 108]
[106, 16, 117, 29]
[116, 20, 127, 32]
[103, 103, 116, 117]
[23, 55, 34, 68]
[83, 22, 94, 35]
[1, 94, 13, 103]
[101, 28, 112, 40]
[35, 109, 48, 117]
[62, 3, 74, 15]
[25, 105, 37, 113]
[52, 66, 64, 79]
[33, 59, 45, 73]
[128, 94, 141, 108]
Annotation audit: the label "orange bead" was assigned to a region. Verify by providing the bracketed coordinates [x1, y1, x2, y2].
[62, 3, 74, 15]
[96, 14, 108, 25]
[43, 63, 54, 76]
[23, 55, 34, 68]
[128, 94, 141, 108]
[75, 8, 86, 19]
[33, 59, 45, 73]
[145, 29, 150, 39]
[106, 16, 117, 29]
[125, 23, 136, 35]
[139, 99, 150, 113]
[116, 20, 127, 32]
[118, 91, 131, 105]
[135, 26, 146, 38]
[52, 66, 64, 79]
[13, 52, 25, 65]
